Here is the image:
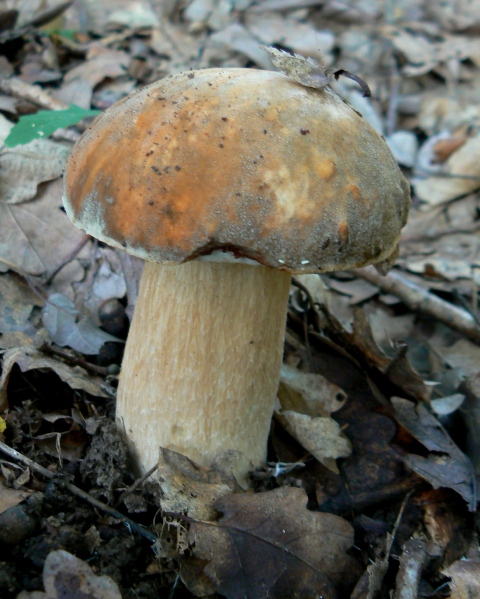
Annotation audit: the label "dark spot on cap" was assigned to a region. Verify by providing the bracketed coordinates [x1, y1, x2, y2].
[164, 166, 170, 173]
[148, 200, 154, 206]
[300, 128, 310, 135]
[321, 238, 330, 250]
[158, 96, 165, 101]
[187, 73, 195, 79]
[145, 150, 154, 157]
[219, 143, 224, 148]
[263, 130, 267, 134]
[151, 166, 161, 174]
[222, 117, 228, 121]
[175, 165, 181, 171]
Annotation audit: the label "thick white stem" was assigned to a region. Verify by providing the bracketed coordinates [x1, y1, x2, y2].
[116, 261, 291, 476]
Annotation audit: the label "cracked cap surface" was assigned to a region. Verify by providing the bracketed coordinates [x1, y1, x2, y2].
[63, 68, 410, 274]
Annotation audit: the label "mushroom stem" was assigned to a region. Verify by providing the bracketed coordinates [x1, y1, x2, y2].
[116, 260, 291, 476]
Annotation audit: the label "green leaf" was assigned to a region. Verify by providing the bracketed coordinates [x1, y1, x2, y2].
[4, 105, 101, 147]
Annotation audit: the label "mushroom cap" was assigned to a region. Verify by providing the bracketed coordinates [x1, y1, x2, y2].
[63, 68, 410, 274]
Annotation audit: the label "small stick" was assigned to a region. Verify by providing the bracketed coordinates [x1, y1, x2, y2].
[394, 538, 429, 599]
[35, 341, 110, 377]
[0, 441, 157, 544]
[0, 77, 68, 111]
[114, 464, 158, 509]
[351, 267, 480, 343]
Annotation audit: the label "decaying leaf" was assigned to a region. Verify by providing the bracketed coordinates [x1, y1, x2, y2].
[392, 397, 476, 509]
[0, 475, 31, 515]
[349, 309, 431, 402]
[42, 293, 122, 355]
[414, 134, 480, 206]
[0, 178, 87, 277]
[278, 363, 347, 417]
[443, 558, 480, 599]
[262, 45, 331, 89]
[156, 447, 236, 521]
[276, 410, 351, 472]
[0, 272, 42, 336]
[0, 346, 108, 410]
[43, 550, 122, 599]
[0, 114, 69, 204]
[189, 487, 356, 599]
[435, 339, 480, 378]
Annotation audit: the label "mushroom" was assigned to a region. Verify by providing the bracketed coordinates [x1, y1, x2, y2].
[63, 68, 410, 477]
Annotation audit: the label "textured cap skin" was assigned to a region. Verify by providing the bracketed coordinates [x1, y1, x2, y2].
[63, 68, 410, 274]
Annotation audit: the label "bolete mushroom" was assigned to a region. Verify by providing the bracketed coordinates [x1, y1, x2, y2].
[63, 68, 410, 477]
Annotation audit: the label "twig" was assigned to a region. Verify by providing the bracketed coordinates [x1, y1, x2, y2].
[401, 221, 480, 243]
[415, 167, 480, 181]
[114, 464, 158, 509]
[351, 267, 480, 343]
[35, 341, 110, 377]
[0, 77, 68, 111]
[394, 538, 429, 599]
[0, 441, 157, 544]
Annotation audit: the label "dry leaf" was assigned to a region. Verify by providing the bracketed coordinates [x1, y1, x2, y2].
[278, 363, 347, 417]
[392, 397, 476, 509]
[245, 13, 334, 64]
[156, 447, 235, 521]
[0, 116, 69, 204]
[0, 347, 108, 410]
[426, 0, 480, 32]
[436, 339, 480, 378]
[0, 272, 42, 336]
[189, 487, 356, 599]
[276, 410, 352, 471]
[443, 558, 480, 598]
[64, 50, 131, 88]
[79, 0, 158, 34]
[415, 135, 480, 206]
[43, 550, 122, 599]
[0, 475, 31, 515]
[0, 178, 87, 276]
[42, 293, 122, 355]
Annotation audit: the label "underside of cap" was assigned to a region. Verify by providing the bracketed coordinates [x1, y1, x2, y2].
[63, 68, 410, 274]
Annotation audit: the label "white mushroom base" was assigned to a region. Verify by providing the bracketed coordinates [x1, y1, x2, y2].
[116, 260, 291, 477]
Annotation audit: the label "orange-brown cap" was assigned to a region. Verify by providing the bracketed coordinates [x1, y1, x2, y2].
[63, 68, 410, 274]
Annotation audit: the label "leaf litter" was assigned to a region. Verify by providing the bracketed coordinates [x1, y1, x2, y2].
[1, 0, 480, 597]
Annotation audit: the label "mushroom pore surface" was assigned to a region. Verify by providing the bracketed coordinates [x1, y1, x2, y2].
[63, 68, 411, 273]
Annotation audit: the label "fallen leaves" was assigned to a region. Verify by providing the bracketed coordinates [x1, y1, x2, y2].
[0, 346, 108, 410]
[392, 397, 476, 509]
[414, 134, 480, 205]
[188, 487, 356, 599]
[276, 411, 351, 472]
[42, 293, 123, 354]
[0, 178, 87, 277]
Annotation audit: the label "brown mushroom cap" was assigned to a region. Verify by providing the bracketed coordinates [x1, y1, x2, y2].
[63, 68, 410, 274]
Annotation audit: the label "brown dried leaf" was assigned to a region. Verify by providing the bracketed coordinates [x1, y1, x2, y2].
[415, 135, 480, 206]
[189, 487, 356, 599]
[0, 347, 108, 410]
[392, 397, 476, 509]
[278, 364, 347, 417]
[276, 410, 351, 472]
[43, 550, 122, 599]
[443, 558, 480, 598]
[0, 178, 87, 277]
[0, 475, 31, 515]
[0, 134, 69, 205]
[261, 45, 330, 89]
[64, 50, 131, 88]
[157, 447, 235, 521]
[0, 272, 42, 336]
